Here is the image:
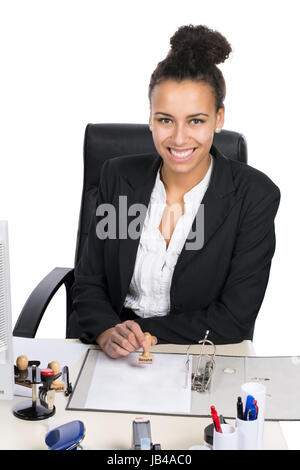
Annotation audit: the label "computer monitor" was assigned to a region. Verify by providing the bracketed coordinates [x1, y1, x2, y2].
[0, 221, 14, 399]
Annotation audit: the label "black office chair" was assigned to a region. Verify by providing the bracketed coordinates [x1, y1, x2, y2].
[13, 123, 248, 339]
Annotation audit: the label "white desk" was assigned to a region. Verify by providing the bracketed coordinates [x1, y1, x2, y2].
[0, 339, 289, 450]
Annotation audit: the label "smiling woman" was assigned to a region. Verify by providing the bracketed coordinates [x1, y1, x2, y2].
[150, 80, 221, 187]
[69, 24, 281, 360]
[148, 24, 229, 191]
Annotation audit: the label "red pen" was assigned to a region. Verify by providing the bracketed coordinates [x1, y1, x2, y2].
[210, 405, 222, 433]
[254, 400, 259, 419]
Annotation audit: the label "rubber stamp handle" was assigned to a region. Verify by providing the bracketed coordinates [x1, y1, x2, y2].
[16, 355, 28, 371]
[142, 333, 152, 357]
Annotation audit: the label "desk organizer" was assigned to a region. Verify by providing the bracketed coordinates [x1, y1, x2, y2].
[13, 362, 56, 420]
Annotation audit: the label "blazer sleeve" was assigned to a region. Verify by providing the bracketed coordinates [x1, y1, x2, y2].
[133, 185, 281, 345]
[69, 159, 121, 343]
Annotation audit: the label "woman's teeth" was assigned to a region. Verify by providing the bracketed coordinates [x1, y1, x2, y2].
[169, 148, 195, 158]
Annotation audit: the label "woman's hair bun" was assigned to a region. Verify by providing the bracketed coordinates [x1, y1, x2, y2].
[169, 24, 232, 66]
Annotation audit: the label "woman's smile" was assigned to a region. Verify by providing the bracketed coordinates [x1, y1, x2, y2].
[167, 147, 197, 162]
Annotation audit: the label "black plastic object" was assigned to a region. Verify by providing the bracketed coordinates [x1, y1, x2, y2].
[13, 399, 56, 421]
[13, 364, 56, 421]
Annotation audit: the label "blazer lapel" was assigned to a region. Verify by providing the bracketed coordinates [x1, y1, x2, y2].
[118, 154, 162, 305]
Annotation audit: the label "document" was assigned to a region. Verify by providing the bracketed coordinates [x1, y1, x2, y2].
[84, 350, 192, 415]
[68, 350, 300, 419]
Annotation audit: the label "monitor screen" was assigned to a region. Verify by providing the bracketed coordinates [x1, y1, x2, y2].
[0, 221, 14, 399]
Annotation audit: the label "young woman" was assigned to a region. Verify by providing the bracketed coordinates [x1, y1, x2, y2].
[68, 24, 280, 358]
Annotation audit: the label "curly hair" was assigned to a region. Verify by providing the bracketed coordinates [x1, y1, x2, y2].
[148, 24, 232, 111]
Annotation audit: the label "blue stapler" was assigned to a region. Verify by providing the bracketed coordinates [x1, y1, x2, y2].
[45, 420, 85, 450]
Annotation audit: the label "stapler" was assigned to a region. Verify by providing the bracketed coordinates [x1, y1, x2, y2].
[45, 420, 85, 450]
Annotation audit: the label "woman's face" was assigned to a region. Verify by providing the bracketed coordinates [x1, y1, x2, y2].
[149, 79, 224, 177]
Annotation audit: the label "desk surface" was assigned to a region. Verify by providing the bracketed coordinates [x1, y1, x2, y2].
[0, 339, 289, 450]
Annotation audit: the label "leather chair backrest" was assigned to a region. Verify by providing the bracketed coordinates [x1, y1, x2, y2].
[74, 124, 248, 265]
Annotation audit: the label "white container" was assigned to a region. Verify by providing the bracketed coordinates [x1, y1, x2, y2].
[241, 382, 266, 450]
[213, 423, 238, 450]
[236, 417, 259, 450]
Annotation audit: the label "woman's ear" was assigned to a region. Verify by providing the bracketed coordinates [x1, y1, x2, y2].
[215, 106, 225, 131]
[149, 106, 152, 129]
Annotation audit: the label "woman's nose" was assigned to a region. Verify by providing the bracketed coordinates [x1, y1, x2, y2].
[171, 124, 189, 146]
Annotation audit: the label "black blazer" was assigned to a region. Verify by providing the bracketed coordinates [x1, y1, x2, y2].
[68, 144, 280, 345]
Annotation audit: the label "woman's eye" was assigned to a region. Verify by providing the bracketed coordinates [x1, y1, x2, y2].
[157, 118, 205, 124]
[158, 118, 172, 124]
[191, 119, 205, 124]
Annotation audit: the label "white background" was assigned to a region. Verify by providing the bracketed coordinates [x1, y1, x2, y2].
[1, 3, 299, 353]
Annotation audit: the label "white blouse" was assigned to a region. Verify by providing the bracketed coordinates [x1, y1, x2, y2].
[124, 154, 214, 318]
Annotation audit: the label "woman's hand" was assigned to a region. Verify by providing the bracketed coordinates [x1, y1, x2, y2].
[96, 320, 157, 359]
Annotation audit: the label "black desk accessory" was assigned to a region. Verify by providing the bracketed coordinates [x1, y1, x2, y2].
[13, 355, 72, 420]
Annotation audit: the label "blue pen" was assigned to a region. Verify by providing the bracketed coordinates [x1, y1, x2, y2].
[243, 394, 255, 420]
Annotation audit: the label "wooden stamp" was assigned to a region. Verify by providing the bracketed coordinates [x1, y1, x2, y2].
[48, 360, 66, 392]
[15, 355, 40, 388]
[16, 355, 29, 371]
[15, 355, 30, 386]
[138, 332, 154, 364]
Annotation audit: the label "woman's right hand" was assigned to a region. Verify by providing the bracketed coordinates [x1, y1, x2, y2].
[96, 320, 157, 359]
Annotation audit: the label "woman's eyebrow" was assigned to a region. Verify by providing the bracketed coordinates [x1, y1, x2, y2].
[154, 112, 209, 117]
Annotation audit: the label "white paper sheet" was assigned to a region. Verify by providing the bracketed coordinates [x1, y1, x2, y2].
[84, 351, 192, 415]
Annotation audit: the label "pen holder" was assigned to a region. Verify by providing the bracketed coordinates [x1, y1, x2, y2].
[236, 417, 259, 450]
[241, 382, 266, 450]
[212, 424, 238, 450]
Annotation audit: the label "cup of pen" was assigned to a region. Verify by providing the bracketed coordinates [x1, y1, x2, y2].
[236, 416, 259, 450]
[213, 424, 238, 450]
[211, 406, 238, 450]
[236, 382, 266, 450]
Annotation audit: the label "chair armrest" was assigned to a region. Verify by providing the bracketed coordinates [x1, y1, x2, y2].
[13, 267, 74, 338]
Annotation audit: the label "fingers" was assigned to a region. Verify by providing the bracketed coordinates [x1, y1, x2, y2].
[97, 322, 158, 359]
[106, 327, 135, 358]
[115, 321, 142, 350]
[96, 327, 132, 359]
[123, 320, 146, 348]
